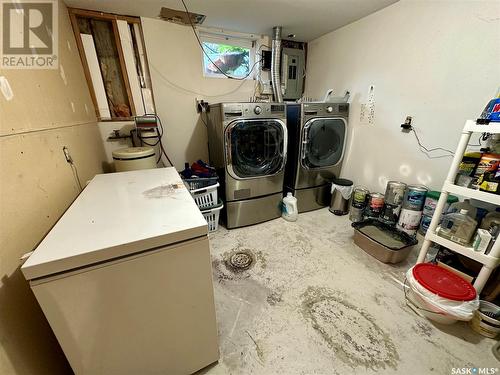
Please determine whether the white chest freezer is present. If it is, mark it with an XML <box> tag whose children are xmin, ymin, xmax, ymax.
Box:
<box><xmin>21</xmin><ymin>168</ymin><xmax>219</xmax><ymax>375</ymax></box>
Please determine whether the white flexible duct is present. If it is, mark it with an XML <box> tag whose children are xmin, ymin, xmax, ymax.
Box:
<box><xmin>271</xmin><ymin>26</ymin><xmax>283</xmax><ymax>103</ymax></box>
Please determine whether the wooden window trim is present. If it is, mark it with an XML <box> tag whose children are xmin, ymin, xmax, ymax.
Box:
<box><xmin>68</xmin><ymin>7</ymin><xmax>143</xmax><ymax>121</ymax></box>
<box><xmin>69</xmin><ymin>8</ymin><xmax>140</xmax><ymax>24</ymax></box>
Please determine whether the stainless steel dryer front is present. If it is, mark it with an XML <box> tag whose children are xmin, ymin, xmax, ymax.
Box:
<box><xmin>284</xmin><ymin>102</ymin><xmax>349</xmax><ymax>212</ymax></box>
<box><xmin>206</xmin><ymin>102</ymin><xmax>287</xmax><ymax>228</ymax></box>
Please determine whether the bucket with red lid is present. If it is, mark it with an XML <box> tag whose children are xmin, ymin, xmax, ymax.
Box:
<box><xmin>405</xmin><ymin>264</ymin><xmax>479</xmax><ymax>324</ymax></box>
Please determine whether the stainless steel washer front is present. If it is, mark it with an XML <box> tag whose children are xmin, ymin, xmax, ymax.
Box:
<box><xmin>284</xmin><ymin>102</ymin><xmax>349</xmax><ymax>212</ymax></box>
<box><xmin>207</xmin><ymin>103</ymin><xmax>287</xmax><ymax>227</ymax></box>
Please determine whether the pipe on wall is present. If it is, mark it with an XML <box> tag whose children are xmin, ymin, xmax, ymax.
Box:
<box><xmin>271</xmin><ymin>26</ymin><xmax>283</xmax><ymax>103</ymax></box>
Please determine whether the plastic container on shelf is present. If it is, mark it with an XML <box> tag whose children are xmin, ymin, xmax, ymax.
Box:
<box><xmin>480</xmin><ymin>210</ymin><xmax>500</xmax><ymax>230</ymax></box>
<box><xmin>448</xmin><ymin>200</ymin><xmax>478</xmax><ymax>219</ymax></box>
<box><xmin>405</xmin><ymin>264</ymin><xmax>479</xmax><ymax>324</ymax></box>
<box><xmin>282</xmin><ymin>193</ymin><xmax>298</xmax><ymax>222</ymax></box>
<box><xmin>438</xmin><ymin>209</ymin><xmax>477</xmax><ymax>245</ymax></box>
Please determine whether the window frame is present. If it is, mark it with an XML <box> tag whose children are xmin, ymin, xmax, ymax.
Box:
<box><xmin>199</xmin><ymin>33</ymin><xmax>256</xmax><ymax>80</ymax></box>
<box><xmin>68</xmin><ymin>8</ymin><xmax>155</xmax><ymax>121</ymax></box>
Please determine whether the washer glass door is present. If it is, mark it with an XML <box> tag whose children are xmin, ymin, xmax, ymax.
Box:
<box><xmin>302</xmin><ymin>117</ymin><xmax>346</xmax><ymax>169</ymax></box>
<box><xmin>226</xmin><ymin>119</ymin><xmax>287</xmax><ymax>179</ymax></box>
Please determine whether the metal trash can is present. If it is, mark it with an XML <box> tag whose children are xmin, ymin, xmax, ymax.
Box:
<box><xmin>329</xmin><ymin>178</ymin><xmax>354</xmax><ymax>215</ymax></box>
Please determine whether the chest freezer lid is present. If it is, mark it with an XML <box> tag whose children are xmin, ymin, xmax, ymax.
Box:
<box><xmin>21</xmin><ymin>168</ymin><xmax>208</xmax><ymax>280</ymax></box>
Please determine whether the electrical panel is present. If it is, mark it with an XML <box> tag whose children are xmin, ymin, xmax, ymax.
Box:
<box><xmin>282</xmin><ymin>47</ymin><xmax>305</xmax><ymax>100</ymax></box>
<box><xmin>261</xmin><ymin>50</ymin><xmax>272</xmax><ymax>71</ymax></box>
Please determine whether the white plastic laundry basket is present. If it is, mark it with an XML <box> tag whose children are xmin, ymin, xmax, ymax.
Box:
<box><xmin>190</xmin><ymin>182</ymin><xmax>219</xmax><ymax>209</ymax></box>
<box><xmin>201</xmin><ymin>201</ymin><xmax>223</xmax><ymax>232</ymax></box>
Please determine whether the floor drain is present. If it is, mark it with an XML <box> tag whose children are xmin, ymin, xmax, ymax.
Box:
<box><xmin>229</xmin><ymin>252</ymin><xmax>253</xmax><ymax>270</ymax></box>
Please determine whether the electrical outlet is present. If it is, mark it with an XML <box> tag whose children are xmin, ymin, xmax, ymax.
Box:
<box><xmin>196</xmin><ymin>99</ymin><xmax>209</xmax><ymax>113</ymax></box>
<box><xmin>401</xmin><ymin>116</ymin><xmax>413</xmax><ymax>132</ymax></box>
<box><xmin>63</xmin><ymin>146</ymin><xmax>73</xmax><ymax>163</ymax></box>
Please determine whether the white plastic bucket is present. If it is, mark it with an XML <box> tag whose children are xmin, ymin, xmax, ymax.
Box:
<box><xmin>405</xmin><ymin>266</ymin><xmax>478</xmax><ymax>324</ymax></box>
<box><xmin>407</xmin><ymin>288</ymin><xmax>459</xmax><ymax>325</ymax></box>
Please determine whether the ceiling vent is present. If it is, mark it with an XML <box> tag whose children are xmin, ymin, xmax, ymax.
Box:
<box><xmin>159</xmin><ymin>7</ymin><xmax>206</xmax><ymax>26</ymax></box>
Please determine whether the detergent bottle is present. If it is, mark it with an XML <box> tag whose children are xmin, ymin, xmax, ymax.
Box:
<box><xmin>282</xmin><ymin>193</ymin><xmax>298</xmax><ymax>222</ymax></box>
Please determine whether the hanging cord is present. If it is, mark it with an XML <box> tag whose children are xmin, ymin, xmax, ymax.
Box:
<box><xmin>63</xmin><ymin>146</ymin><xmax>83</xmax><ymax>192</ymax></box>
<box><xmin>411</xmin><ymin>127</ymin><xmax>455</xmax><ymax>159</ymax></box>
<box><xmin>199</xmin><ymin>110</ymin><xmax>209</xmax><ymax>127</ymax></box>
<box><xmin>468</xmin><ymin>132</ymin><xmax>488</xmax><ymax>147</ymax></box>
<box><xmin>135</xmin><ymin>114</ymin><xmax>174</xmax><ymax>167</ymax></box>
<box><xmin>180</xmin><ymin>0</ymin><xmax>258</xmax><ymax>81</ymax></box>
<box><xmin>71</xmin><ymin>163</ymin><xmax>83</xmax><ymax>191</ymax></box>
<box><xmin>150</xmin><ymin>63</ymin><xmax>250</xmax><ymax>97</ymax></box>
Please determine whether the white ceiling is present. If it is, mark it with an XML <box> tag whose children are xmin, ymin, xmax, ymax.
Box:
<box><xmin>64</xmin><ymin>0</ymin><xmax>399</xmax><ymax>42</ymax></box>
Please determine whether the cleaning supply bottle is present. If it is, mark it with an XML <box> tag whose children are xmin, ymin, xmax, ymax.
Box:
<box><xmin>282</xmin><ymin>193</ymin><xmax>298</xmax><ymax>222</ymax></box>
<box><xmin>449</xmin><ymin>199</ymin><xmax>478</xmax><ymax>220</ymax></box>
<box><xmin>438</xmin><ymin>209</ymin><xmax>477</xmax><ymax>245</ymax></box>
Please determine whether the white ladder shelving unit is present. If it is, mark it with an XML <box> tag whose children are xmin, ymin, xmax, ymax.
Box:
<box><xmin>417</xmin><ymin>120</ymin><xmax>500</xmax><ymax>293</ymax></box>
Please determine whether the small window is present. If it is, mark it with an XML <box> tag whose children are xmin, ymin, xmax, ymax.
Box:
<box><xmin>200</xmin><ymin>34</ymin><xmax>255</xmax><ymax>79</ymax></box>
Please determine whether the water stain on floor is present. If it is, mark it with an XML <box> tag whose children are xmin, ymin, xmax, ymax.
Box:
<box><xmin>301</xmin><ymin>286</ymin><xmax>400</xmax><ymax>370</ymax></box>
<box><xmin>412</xmin><ymin>320</ymin><xmax>434</xmax><ymax>338</ymax></box>
<box><xmin>267</xmin><ymin>291</ymin><xmax>283</xmax><ymax>306</ymax></box>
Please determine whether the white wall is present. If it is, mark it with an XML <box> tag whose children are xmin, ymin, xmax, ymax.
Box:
<box><xmin>305</xmin><ymin>0</ymin><xmax>500</xmax><ymax>192</ymax></box>
<box><xmin>0</xmin><ymin>1</ymin><xmax>106</xmax><ymax>373</ymax></box>
<box><xmin>141</xmin><ymin>18</ymin><xmax>270</xmax><ymax>169</ymax></box>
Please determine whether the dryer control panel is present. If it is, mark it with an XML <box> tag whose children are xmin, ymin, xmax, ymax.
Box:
<box><xmin>303</xmin><ymin>103</ymin><xmax>349</xmax><ymax>118</ymax></box>
<box><xmin>221</xmin><ymin>103</ymin><xmax>286</xmax><ymax>120</ymax></box>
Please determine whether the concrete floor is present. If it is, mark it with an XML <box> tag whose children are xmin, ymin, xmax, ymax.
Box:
<box><xmin>201</xmin><ymin>208</ymin><xmax>499</xmax><ymax>375</ymax></box>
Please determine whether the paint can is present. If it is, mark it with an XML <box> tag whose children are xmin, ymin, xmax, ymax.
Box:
<box><xmin>396</xmin><ymin>208</ymin><xmax>423</xmax><ymax>235</ymax></box>
<box><xmin>380</xmin><ymin>203</ymin><xmax>401</xmax><ymax>225</ymax></box>
<box><xmin>384</xmin><ymin>181</ymin><xmax>407</xmax><ymax>206</ymax></box>
<box><xmin>352</xmin><ymin>187</ymin><xmax>369</xmax><ymax>209</ymax></box>
<box><xmin>367</xmin><ymin>192</ymin><xmax>385</xmax><ymax>218</ymax></box>
<box><xmin>422</xmin><ymin>191</ymin><xmax>459</xmax><ymax>217</ymax></box>
<box><xmin>349</xmin><ymin>206</ymin><xmax>365</xmax><ymax>223</ymax></box>
<box><xmin>402</xmin><ymin>185</ymin><xmax>428</xmax><ymax>211</ymax></box>
<box><xmin>419</xmin><ymin>214</ymin><xmax>433</xmax><ymax>235</ymax></box>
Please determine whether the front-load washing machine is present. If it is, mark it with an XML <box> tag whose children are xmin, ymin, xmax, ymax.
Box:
<box><xmin>284</xmin><ymin>102</ymin><xmax>349</xmax><ymax>212</ymax></box>
<box><xmin>206</xmin><ymin>102</ymin><xmax>287</xmax><ymax>228</ymax></box>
